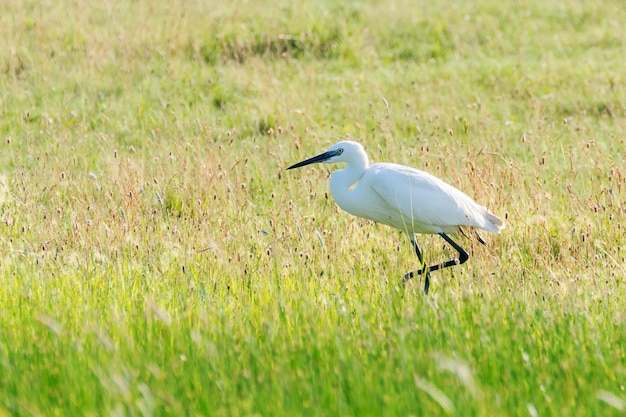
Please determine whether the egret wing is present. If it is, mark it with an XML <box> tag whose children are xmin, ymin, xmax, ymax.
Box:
<box><xmin>366</xmin><ymin>163</ymin><xmax>479</xmax><ymax>233</ymax></box>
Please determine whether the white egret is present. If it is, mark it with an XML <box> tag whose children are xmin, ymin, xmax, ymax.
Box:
<box><xmin>287</xmin><ymin>140</ymin><xmax>504</xmax><ymax>294</ymax></box>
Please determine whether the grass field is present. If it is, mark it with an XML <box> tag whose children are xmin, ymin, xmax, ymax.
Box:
<box><xmin>1</xmin><ymin>0</ymin><xmax>625</xmax><ymax>415</ymax></box>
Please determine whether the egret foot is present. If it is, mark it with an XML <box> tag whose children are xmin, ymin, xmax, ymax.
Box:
<box><xmin>405</xmin><ymin>237</ymin><xmax>431</xmax><ymax>294</ymax></box>
<box><xmin>403</xmin><ymin>269</ymin><xmax>431</xmax><ymax>294</ymax></box>
<box><xmin>405</xmin><ymin>233</ymin><xmax>469</xmax><ymax>295</ymax></box>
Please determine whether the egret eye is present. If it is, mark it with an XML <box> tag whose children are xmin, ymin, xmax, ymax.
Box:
<box><xmin>337</xmin><ymin>148</ymin><xmax>344</xmax><ymax>154</ymax></box>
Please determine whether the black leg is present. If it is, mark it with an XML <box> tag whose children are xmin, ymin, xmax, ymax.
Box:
<box><xmin>403</xmin><ymin>237</ymin><xmax>430</xmax><ymax>294</ymax></box>
<box><xmin>403</xmin><ymin>233</ymin><xmax>469</xmax><ymax>294</ymax></box>
<box><xmin>475</xmin><ymin>232</ymin><xmax>486</xmax><ymax>245</ymax></box>
<box><xmin>427</xmin><ymin>233</ymin><xmax>469</xmax><ymax>273</ymax></box>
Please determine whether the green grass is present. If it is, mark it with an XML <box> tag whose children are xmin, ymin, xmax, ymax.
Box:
<box><xmin>1</xmin><ymin>0</ymin><xmax>625</xmax><ymax>415</ymax></box>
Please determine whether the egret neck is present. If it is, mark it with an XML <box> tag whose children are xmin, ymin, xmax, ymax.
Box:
<box><xmin>329</xmin><ymin>147</ymin><xmax>369</xmax><ymax>214</ymax></box>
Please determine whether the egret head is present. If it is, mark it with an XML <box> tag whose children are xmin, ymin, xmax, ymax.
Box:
<box><xmin>287</xmin><ymin>141</ymin><xmax>367</xmax><ymax>170</ymax></box>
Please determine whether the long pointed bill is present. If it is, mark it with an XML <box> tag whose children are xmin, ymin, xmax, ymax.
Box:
<box><xmin>286</xmin><ymin>150</ymin><xmax>337</xmax><ymax>170</ymax></box>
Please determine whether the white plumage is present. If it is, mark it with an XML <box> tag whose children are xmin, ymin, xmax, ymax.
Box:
<box><xmin>287</xmin><ymin>140</ymin><xmax>504</xmax><ymax>293</ymax></box>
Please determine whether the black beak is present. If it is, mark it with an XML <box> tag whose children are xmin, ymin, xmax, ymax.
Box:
<box><xmin>286</xmin><ymin>150</ymin><xmax>337</xmax><ymax>170</ymax></box>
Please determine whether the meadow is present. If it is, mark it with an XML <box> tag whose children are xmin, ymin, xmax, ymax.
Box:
<box><xmin>0</xmin><ymin>0</ymin><xmax>625</xmax><ymax>415</ymax></box>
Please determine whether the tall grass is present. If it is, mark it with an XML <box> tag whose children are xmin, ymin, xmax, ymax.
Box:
<box><xmin>0</xmin><ymin>0</ymin><xmax>625</xmax><ymax>415</ymax></box>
